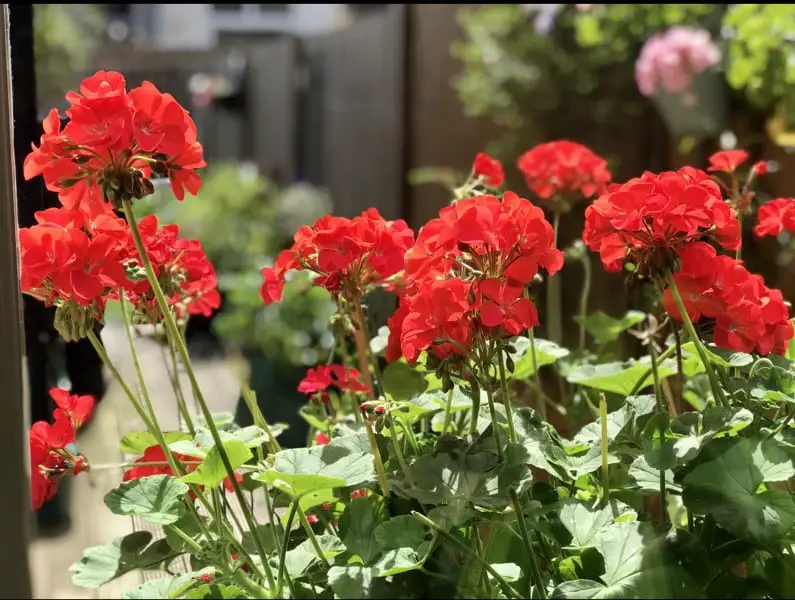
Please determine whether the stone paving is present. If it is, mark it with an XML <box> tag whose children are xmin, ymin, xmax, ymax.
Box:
<box><xmin>28</xmin><ymin>321</ymin><xmax>242</xmax><ymax>599</ymax></box>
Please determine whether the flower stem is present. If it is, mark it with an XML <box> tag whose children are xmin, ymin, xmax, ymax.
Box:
<box><xmin>442</xmin><ymin>387</ymin><xmax>455</xmax><ymax>435</ymax></box>
<box><xmin>364</xmin><ymin>416</ymin><xmax>391</xmax><ymax>496</ymax></box>
<box><xmin>483</xmin><ymin>375</ymin><xmax>504</xmax><ymax>462</ymax></box>
<box><xmin>599</xmin><ymin>393</ymin><xmax>610</xmax><ymax>505</ymax></box>
<box><xmin>647</xmin><ymin>341</ymin><xmax>667</xmax><ymax>526</ymax></box>
<box><xmin>664</xmin><ymin>272</ymin><xmax>726</xmax><ymax>406</ymax></box>
<box><xmin>509</xmin><ymin>489</ymin><xmax>548</xmax><ymax>599</ymax></box>
<box><xmin>412</xmin><ymin>512</ymin><xmax>522</xmax><ymax>600</ymax></box>
<box><xmin>578</xmin><ymin>249</ymin><xmax>592</xmax><ymax>351</ymax></box>
<box><xmin>529</xmin><ymin>327</ymin><xmax>547</xmax><ymax>420</ymax></box>
<box><xmin>546</xmin><ymin>211</ymin><xmax>563</xmax><ymax>345</ymax></box>
<box><xmin>276</xmin><ymin>500</ymin><xmax>300</xmax><ymax>597</ymax></box>
<box><xmin>497</xmin><ymin>348</ymin><xmax>518</xmax><ymax>444</ymax></box>
<box><xmin>164</xmin><ymin>332</ymin><xmax>196</xmax><ymax>434</ymax></box>
<box><xmin>297</xmin><ymin>505</ymin><xmax>330</xmax><ymax>565</ymax></box>
<box><xmin>121</xmin><ymin>199</ymin><xmax>274</xmax><ymax>589</ymax></box>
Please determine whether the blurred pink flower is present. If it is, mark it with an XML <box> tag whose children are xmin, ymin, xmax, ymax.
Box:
<box><xmin>635</xmin><ymin>26</ymin><xmax>721</xmax><ymax>98</ymax></box>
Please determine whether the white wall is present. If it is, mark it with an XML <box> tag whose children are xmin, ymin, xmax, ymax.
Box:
<box><xmin>151</xmin><ymin>4</ymin><xmax>218</xmax><ymax>50</ymax></box>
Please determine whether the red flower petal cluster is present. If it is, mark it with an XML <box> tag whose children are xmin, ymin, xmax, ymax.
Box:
<box><xmin>30</xmin><ymin>388</ymin><xmax>95</xmax><ymax>509</ymax></box>
<box><xmin>125</xmin><ymin>215</ymin><xmax>220</xmax><ymax>322</ymax></box>
<box><xmin>517</xmin><ymin>140</ymin><xmax>611</xmax><ymax>204</ymax></box>
<box><xmin>584</xmin><ymin>167</ymin><xmax>740</xmax><ymax>274</ymax></box>
<box><xmin>260</xmin><ymin>209</ymin><xmax>414</xmax><ymax>304</ymax></box>
<box><xmin>123</xmin><ymin>445</ymin><xmax>243</xmax><ymax>495</ymax></box>
<box><xmin>472</xmin><ymin>153</ymin><xmax>505</xmax><ymax>187</ymax></box>
<box><xmin>389</xmin><ymin>192</ymin><xmax>562</xmax><ymax>364</ymax></box>
<box><xmin>298</xmin><ymin>365</ymin><xmax>371</xmax><ymax>397</ymax></box>
<box><xmin>754</xmin><ymin>198</ymin><xmax>795</xmax><ymax>238</ymax></box>
<box><xmin>663</xmin><ymin>242</ymin><xmax>793</xmax><ymax>356</ymax></box>
<box><xmin>315</xmin><ymin>432</ymin><xmax>331</xmax><ymax>446</ymax></box>
<box><xmin>24</xmin><ymin>71</ymin><xmax>205</xmax><ymax>216</ymax></box>
<box><xmin>707</xmin><ymin>149</ymin><xmax>749</xmax><ymax>174</ymax></box>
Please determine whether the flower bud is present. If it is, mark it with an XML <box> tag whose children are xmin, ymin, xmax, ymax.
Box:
<box><xmin>54</xmin><ymin>303</ymin><xmax>96</xmax><ymax>342</ymax></box>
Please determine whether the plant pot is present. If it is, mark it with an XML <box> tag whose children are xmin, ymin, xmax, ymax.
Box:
<box><xmin>652</xmin><ymin>69</ymin><xmax>728</xmax><ymax>140</ymax></box>
<box><xmin>233</xmin><ymin>347</ymin><xmax>309</xmax><ymax>449</ymax></box>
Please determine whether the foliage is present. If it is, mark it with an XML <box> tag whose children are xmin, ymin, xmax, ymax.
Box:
<box><xmin>724</xmin><ymin>5</ymin><xmax>795</xmax><ymax>115</ymax></box>
<box><xmin>33</xmin><ymin>4</ymin><xmax>106</xmax><ymax>110</ymax></box>
<box><xmin>21</xmin><ymin>71</ymin><xmax>795</xmax><ymax>600</ymax></box>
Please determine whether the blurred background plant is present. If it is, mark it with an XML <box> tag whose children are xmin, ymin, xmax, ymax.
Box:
<box><xmin>33</xmin><ymin>4</ymin><xmax>105</xmax><ymax>112</ymax></box>
<box><xmin>136</xmin><ymin>165</ymin><xmax>335</xmax><ymax>447</ymax></box>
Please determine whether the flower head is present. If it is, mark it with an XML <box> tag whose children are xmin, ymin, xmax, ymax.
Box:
<box><xmin>754</xmin><ymin>198</ymin><xmax>795</xmax><ymax>238</ymax></box>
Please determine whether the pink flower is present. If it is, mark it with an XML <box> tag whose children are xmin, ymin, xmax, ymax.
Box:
<box><xmin>635</xmin><ymin>27</ymin><xmax>721</xmax><ymax>98</ymax></box>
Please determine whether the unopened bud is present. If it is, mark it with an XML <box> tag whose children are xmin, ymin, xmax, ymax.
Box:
<box><xmin>54</xmin><ymin>303</ymin><xmax>96</xmax><ymax>342</ymax></box>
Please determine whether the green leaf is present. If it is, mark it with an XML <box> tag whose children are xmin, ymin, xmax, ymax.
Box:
<box><xmin>668</xmin><ymin>408</ymin><xmax>754</xmax><ymax>466</ymax></box>
<box><xmin>558</xmin><ymin>500</ymin><xmax>637</xmax><ymax>549</ymax></box>
<box><xmin>575</xmin><ymin>310</ymin><xmax>647</xmax><ymax>344</ymax></box>
<box><xmin>120</xmin><ymin>431</ymin><xmax>191</xmax><ymax>455</ymax></box>
<box><xmin>489</xmin><ymin>562</ymin><xmax>523</xmax><ymax>582</ymax></box>
<box><xmin>574</xmin><ymin>395</ymin><xmax>656</xmax><ymax>448</ymax></box>
<box><xmin>181</xmin><ymin>440</ymin><xmax>252</xmax><ymax>489</ymax></box>
<box><xmin>680</xmin><ymin>342</ymin><xmax>754</xmax><ymax>376</ymax></box>
<box><xmin>240</xmin><ymin>524</ymin><xmax>283</xmax><ymax>556</ymax></box>
<box><xmin>328</xmin><ymin>565</ymin><xmax>375</xmax><ymax>599</ymax></box>
<box><xmin>70</xmin><ymin>532</ymin><xmax>177</xmax><ymax>588</ymax></box>
<box><xmin>375</xmin><ymin>515</ymin><xmax>427</xmax><ymax>551</ymax></box>
<box><xmin>511</xmin><ymin>336</ymin><xmax>570</xmax><ymax>379</ymax></box>
<box><xmin>567</xmin><ymin>358</ymin><xmax>677</xmax><ymax>396</ymax></box>
<box><xmin>339</xmin><ymin>496</ymin><xmax>388</xmax><ymax>563</ymax></box>
<box><xmin>285</xmin><ymin>535</ymin><xmax>346</xmax><ymax>578</ymax></box>
<box><xmin>254</xmin><ymin>443</ymin><xmax>375</xmax><ymax>498</ymax></box>
<box><xmin>382</xmin><ymin>361</ymin><xmax>428</xmax><ymax>401</ymax></box>
<box><xmin>628</xmin><ymin>455</ymin><xmax>680</xmax><ymax>494</ymax></box>
<box><xmin>551</xmin><ymin>522</ymin><xmax>676</xmax><ymax>599</ymax></box>
<box><xmin>123</xmin><ymin>573</ymin><xmax>198</xmax><ymax>599</ymax></box>
<box><xmin>374</xmin><ymin>546</ymin><xmax>425</xmax><ymax>577</ymax></box>
<box><xmin>184</xmin><ymin>583</ymin><xmax>246</xmax><ymax>599</ymax></box>
<box><xmin>104</xmin><ymin>475</ymin><xmax>188</xmax><ymax>525</ymax></box>
<box><xmin>682</xmin><ymin>438</ymin><xmax>795</xmax><ymax>542</ymax></box>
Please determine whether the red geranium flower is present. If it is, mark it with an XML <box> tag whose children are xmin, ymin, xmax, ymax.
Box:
<box><xmin>584</xmin><ymin>167</ymin><xmax>739</xmax><ymax>275</ymax></box>
<box><xmin>472</xmin><ymin>152</ymin><xmax>504</xmax><ymax>187</ymax></box>
<box><xmin>517</xmin><ymin>140</ymin><xmax>611</xmax><ymax>204</ymax></box>
<box><xmin>754</xmin><ymin>198</ymin><xmax>795</xmax><ymax>238</ymax></box>
<box><xmin>707</xmin><ymin>149</ymin><xmax>749</xmax><ymax>174</ymax></box>
<box><xmin>298</xmin><ymin>365</ymin><xmax>371</xmax><ymax>396</ymax></box>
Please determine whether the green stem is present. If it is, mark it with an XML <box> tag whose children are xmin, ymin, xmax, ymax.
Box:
<box><xmin>599</xmin><ymin>393</ymin><xmax>610</xmax><ymax>505</ymax></box>
<box><xmin>647</xmin><ymin>340</ymin><xmax>667</xmax><ymax>527</ymax></box>
<box><xmin>578</xmin><ymin>249</ymin><xmax>592</xmax><ymax>351</ymax></box>
<box><xmin>412</xmin><ymin>512</ymin><xmax>521</xmax><ymax>599</ymax></box>
<box><xmin>166</xmin><ymin>524</ymin><xmax>203</xmax><ymax>553</ymax></box>
<box><xmin>628</xmin><ymin>344</ymin><xmax>677</xmax><ymax>397</ymax></box>
<box><xmin>664</xmin><ymin>272</ymin><xmax>726</xmax><ymax>407</ymax></box>
<box><xmin>546</xmin><ymin>211</ymin><xmax>563</xmax><ymax>345</ymax></box>
<box><xmin>364</xmin><ymin>417</ymin><xmax>390</xmax><ymax>496</ymax></box>
<box><xmin>164</xmin><ymin>333</ymin><xmax>196</xmax><ymax>434</ymax></box>
<box><xmin>276</xmin><ymin>500</ymin><xmax>300</xmax><ymax>596</ymax></box>
<box><xmin>121</xmin><ymin>199</ymin><xmax>275</xmax><ymax>590</ymax></box>
<box><xmin>484</xmin><ymin>375</ymin><xmax>504</xmax><ymax>462</ymax></box>
<box><xmin>497</xmin><ymin>348</ymin><xmax>518</xmax><ymax>444</ymax></box>
<box><xmin>529</xmin><ymin>327</ymin><xmax>547</xmax><ymax>420</ymax></box>
<box><xmin>509</xmin><ymin>489</ymin><xmax>548</xmax><ymax>599</ymax></box>
<box><xmin>297</xmin><ymin>505</ymin><xmax>329</xmax><ymax>565</ymax></box>
<box><xmin>442</xmin><ymin>387</ymin><xmax>455</xmax><ymax>435</ymax></box>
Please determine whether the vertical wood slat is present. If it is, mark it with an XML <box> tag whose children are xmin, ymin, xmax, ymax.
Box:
<box><xmin>0</xmin><ymin>3</ymin><xmax>33</xmax><ymax>598</ymax></box>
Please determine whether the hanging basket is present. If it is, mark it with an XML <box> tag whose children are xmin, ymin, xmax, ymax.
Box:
<box><xmin>651</xmin><ymin>69</ymin><xmax>728</xmax><ymax>141</ymax></box>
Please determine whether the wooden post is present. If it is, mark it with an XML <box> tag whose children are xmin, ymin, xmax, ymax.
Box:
<box><xmin>0</xmin><ymin>4</ymin><xmax>33</xmax><ymax>598</ymax></box>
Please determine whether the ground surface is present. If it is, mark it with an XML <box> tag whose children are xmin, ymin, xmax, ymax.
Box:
<box><xmin>28</xmin><ymin>322</ymin><xmax>242</xmax><ymax>599</ymax></box>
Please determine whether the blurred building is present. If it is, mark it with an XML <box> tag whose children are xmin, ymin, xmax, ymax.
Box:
<box><xmin>103</xmin><ymin>4</ymin><xmax>365</xmax><ymax>49</ymax></box>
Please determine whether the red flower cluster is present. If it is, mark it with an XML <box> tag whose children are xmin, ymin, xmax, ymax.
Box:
<box><xmin>30</xmin><ymin>388</ymin><xmax>95</xmax><ymax>509</ymax></box>
<box><xmin>584</xmin><ymin>167</ymin><xmax>739</xmax><ymax>275</ymax></box>
<box><xmin>707</xmin><ymin>149</ymin><xmax>767</xmax><ymax>177</ymax></box>
<box><xmin>123</xmin><ymin>445</ymin><xmax>243</xmax><ymax>495</ymax></box>
<box><xmin>517</xmin><ymin>140</ymin><xmax>611</xmax><ymax>205</ymax></box>
<box><xmin>663</xmin><ymin>242</ymin><xmax>793</xmax><ymax>356</ymax></box>
<box><xmin>472</xmin><ymin>153</ymin><xmax>505</xmax><ymax>187</ymax></box>
<box><xmin>298</xmin><ymin>365</ymin><xmax>371</xmax><ymax>401</ymax></box>
<box><xmin>388</xmin><ymin>192</ymin><xmax>562</xmax><ymax>364</ymax></box>
<box><xmin>25</xmin><ymin>71</ymin><xmax>205</xmax><ymax>214</ymax></box>
<box><xmin>260</xmin><ymin>209</ymin><xmax>414</xmax><ymax>305</ymax></box>
<box><xmin>19</xmin><ymin>206</ymin><xmax>219</xmax><ymax>332</ymax></box>
<box><xmin>754</xmin><ymin>198</ymin><xmax>795</xmax><ymax>238</ymax></box>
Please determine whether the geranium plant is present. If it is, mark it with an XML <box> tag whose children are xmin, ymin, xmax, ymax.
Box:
<box><xmin>23</xmin><ymin>71</ymin><xmax>795</xmax><ymax>600</ymax></box>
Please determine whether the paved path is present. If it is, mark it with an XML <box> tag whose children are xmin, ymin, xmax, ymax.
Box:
<box><xmin>28</xmin><ymin>321</ymin><xmax>242</xmax><ymax>599</ymax></box>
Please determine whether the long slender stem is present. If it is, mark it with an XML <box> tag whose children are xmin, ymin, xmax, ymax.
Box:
<box><xmin>165</xmin><ymin>333</ymin><xmax>196</xmax><ymax>434</ymax></box>
<box><xmin>364</xmin><ymin>417</ymin><xmax>390</xmax><ymax>496</ymax></box>
<box><xmin>412</xmin><ymin>512</ymin><xmax>521</xmax><ymax>600</ymax></box>
<box><xmin>121</xmin><ymin>200</ymin><xmax>274</xmax><ymax>589</ymax></box>
<box><xmin>664</xmin><ymin>272</ymin><xmax>726</xmax><ymax>406</ymax></box>
<box><xmin>509</xmin><ymin>489</ymin><xmax>547</xmax><ymax>599</ymax></box>
<box><xmin>497</xmin><ymin>348</ymin><xmax>518</xmax><ymax>444</ymax></box>
<box><xmin>297</xmin><ymin>505</ymin><xmax>329</xmax><ymax>565</ymax></box>
<box><xmin>647</xmin><ymin>340</ymin><xmax>667</xmax><ymax>527</ymax></box>
<box><xmin>578</xmin><ymin>249</ymin><xmax>592</xmax><ymax>351</ymax></box>
<box><xmin>442</xmin><ymin>387</ymin><xmax>455</xmax><ymax>435</ymax></box>
<box><xmin>483</xmin><ymin>374</ymin><xmax>504</xmax><ymax>462</ymax></box>
<box><xmin>546</xmin><ymin>211</ymin><xmax>563</xmax><ymax>345</ymax></box>
<box><xmin>529</xmin><ymin>327</ymin><xmax>547</xmax><ymax>420</ymax></box>
<box><xmin>599</xmin><ymin>393</ymin><xmax>610</xmax><ymax>505</ymax></box>
<box><xmin>276</xmin><ymin>500</ymin><xmax>300</xmax><ymax>596</ymax></box>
